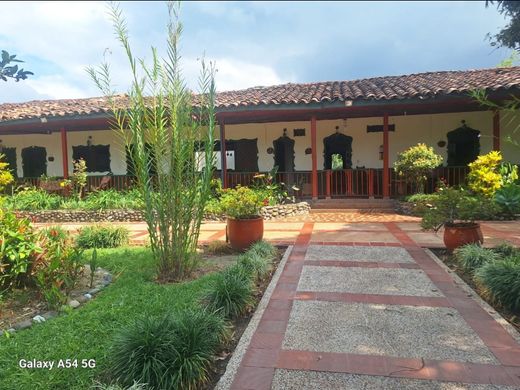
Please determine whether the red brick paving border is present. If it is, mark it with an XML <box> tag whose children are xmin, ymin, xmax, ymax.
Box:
<box><xmin>385</xmin><ymin>222</ymin><xmax>520</xmax><ymax>367</ymax></box>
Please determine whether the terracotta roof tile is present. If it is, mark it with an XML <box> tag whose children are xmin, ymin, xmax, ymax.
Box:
<box><xmin>2</xmin><ymin>67</ymin><xmax>520</xmax><ymax>123</ymax></box>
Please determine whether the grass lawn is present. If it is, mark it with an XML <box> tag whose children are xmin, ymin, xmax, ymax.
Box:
<box><xmin>0</xmin><ymin>247</ymin><xmax>221</xmax><ymax>390</ymax></box>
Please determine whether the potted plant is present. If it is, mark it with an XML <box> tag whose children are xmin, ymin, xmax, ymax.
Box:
<box><xmin>421</xmin><ymin>185</ymin><xmax>498</xmax><ymax>250</ymax></box>
<box><xmin>219</xmin><ymin>186</ymin><xmax>264</xmax><ymax>251</ymax></box>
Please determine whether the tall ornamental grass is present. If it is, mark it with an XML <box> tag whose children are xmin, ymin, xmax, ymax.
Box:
<box><xmin>88</xmin><ymin>2</ymin><xmax>216</xmax><ymax>281</ymax></box>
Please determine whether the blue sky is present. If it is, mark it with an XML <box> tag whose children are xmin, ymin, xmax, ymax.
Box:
<box><xmin>0</xmin><ymin>1</ymin><xmax>512</xmax><ymax>103</ymax></box>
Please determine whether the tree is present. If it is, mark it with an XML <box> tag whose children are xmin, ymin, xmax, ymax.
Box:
<box><xmin>88</xmin><ymin>2</ymin><xmax>216</xmax><ymax>281</ymax></box>
<box><xmin>486</xmin><ymin>1</ymin><xmax>520</xmax><ymax>51</ymax></box>
<box><xmin>394</xmin><ymin>143</ymin><xmax>443</xmax><ymax>194</ymax></box>
<box><xmin>0</xmin><ymin>50</ymin><xmax>33</xmax><ymax>82</ymax></box>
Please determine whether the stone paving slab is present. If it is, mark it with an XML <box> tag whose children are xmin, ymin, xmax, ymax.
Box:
<box><xmin>313</xmin><ymin>223</ymin><xmax>389</xmax><ymax>231</ymax></box>
<box><xmin>305</xmin><ymin>245</ymin><xmax>415</xmax><ymax>262</ymax></box>
<box><xmin>271</xmin><ymin>369</ymin><xmax>516</xmax><ymax>390</ymax></box>
<box><xmin>298</xmin><ymin>266</ymin><xmax>443</xmax><ymax>297</ymax></box>
<box><xmin>283</xmin><ymin>301</ymin><xmax>498</xmax><ymax>364</ymax></box>
<box><xmin>310</xmin><ymin>231</ymin><xmax>399</xmax><ymax>243</ymax></box>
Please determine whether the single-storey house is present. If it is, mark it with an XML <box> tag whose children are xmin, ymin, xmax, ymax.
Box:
<box><xmin>1</xmin><ymin>66</ymin><xmax>519</xmax><ymax>199</ymax></box>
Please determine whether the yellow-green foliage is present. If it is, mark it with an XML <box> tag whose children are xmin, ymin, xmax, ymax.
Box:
<box><xmin>467</xmin><ymin>151</ymin><xmax>503</xmax><ymax>197</ymax></box>
<box><xmin>394</xmin><ymin>143</ymin><xmax>443</xmax><ymax>193</ymax></box>
<box><xmin>0</xmin><ymin>153</ymin><xmax>14</xmax><ymax>192</ymax></box>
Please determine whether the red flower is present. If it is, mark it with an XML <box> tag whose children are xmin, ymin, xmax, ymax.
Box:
<box><xmin>263</xmin><ymin>198</ymin><xmax>269</xmax><ymax>206</ymax></box>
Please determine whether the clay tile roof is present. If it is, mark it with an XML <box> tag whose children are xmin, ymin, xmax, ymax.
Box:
<box><xmin>2</xmin><ymin>67</ymin><xmax>520</xmax><ymax>123</ymax></box>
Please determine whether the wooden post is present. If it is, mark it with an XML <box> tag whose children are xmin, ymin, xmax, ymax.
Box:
<box><xmin>311</xmin><ymin>115</ymin><xmax>318</xmax><ymax>200</ymax></box>
<box><xmin>493</xmin><ymin>111</ymin><xmax>500</xmax><ymax>151</ymax></box>
<box><xmin>383</xmin><ymin>113</ymin><xmax>390</xmax><ymax>198</ymax></box>
<box><xmin>60</xmin><ymin>127</ymin><xmax>69</xmax><ymax>179</ymax></box>
<box><xmin>368</xmin><ymin>169</ymin><xmax>374</xmax><ymax>198</ymax></box>
<box><xmin>219</xmin><ymin>121</ymin><xmax>228</xmax><ymax>189</ymax></box>
<box><xmin>326</xmin><ymin>170</ymin><xmax>331</xmax><ymax>199</ymax></box>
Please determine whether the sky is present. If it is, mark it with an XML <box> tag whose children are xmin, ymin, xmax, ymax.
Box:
<box><xmin>0</xmin><ymin>1</ymin><xmax>513</xmax><ymax>104</ymax></box>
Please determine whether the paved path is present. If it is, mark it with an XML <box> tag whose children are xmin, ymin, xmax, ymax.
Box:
<box><xmin>222</xmin><ymin>222</ymin><xmax>520</xmax><ymax>389</ymax></box>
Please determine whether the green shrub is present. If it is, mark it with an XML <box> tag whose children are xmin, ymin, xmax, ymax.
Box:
<box><xmin>202</xmin><ymin>264</ymin><xmax>254</xmax><ymax>319</ymax></box>
<box><xmin>8</xmin><ymin>188</ymin><xmax>62</xmax><ymax>210</ymax></box>
<box><xmin>75</xmin><ymin>225</ymin><xmax>129</xmax><ymax>249</ymax></box>
<box><xmin>0</xmin><ymin>211</ymin><xmax>40</xmax><ymax>295</ymax></box>
<box><xmin>219</xmin><ymin>186</ymin><xmax>264</xmax><ymax>219</ymax></box>
<box><xmin>495</xmin><ymin>183</ymin><xmax>520</xmax><ymax>217</ymax></box>
<box><xmin>110</xmin><ymin>310</ymin><xmax>230</xmax><ymax>389</ymax></box>
<box><xmin>40</xmin><ymin>225</ymin><xmax>69</xmax><ymax>243</ymax></box>
<box><xmin>237</xmin><ymin>252</ymin><xmax>271</xmax><ymax>282</ymax></box>
<box><xmin>83</xmin><ymin>189</ymin><xmax>143</xmax><ymax>210</ymax></box>
<box><xmin>454</xmin><ymin>243</ymin><xmax>499</xmax><ymax>274</ymax></box>
<box><xmin>404</xmin><ymin>193</ymin><xmax>439</xmax><ymax>216</ymax></box>
<box><xmin>393</xmin><ymin>143</ymin><xmax>443</xmax><ymax>193</ymax></box>
<box><xmin>204</xmin><ymin>197</ymin><xmax>223</xmax><ymax>216</ymax></box>
<box><xmin>33</xmin><ymin>235</ymin><xmax>84</xmax><ymax>308</ymax></box>
<box><xmin>248</xmin><ymin>241</ymin><xmax>277</xmax><ymax>259</ymax></box>
<box><xmin>475</xmin><ymin>256</ymin><xmax>520</xmax><ymax>312</ymax></box>
<box><xmin>494</xmin><ymin>242</ymin><xmax>520</xmax><ymax>257</ymax></box>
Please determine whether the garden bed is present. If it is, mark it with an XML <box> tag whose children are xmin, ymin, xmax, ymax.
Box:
<box><xmin>430</xmin><ymin>247</ymin><xmax>520</xmax><ymax>332</ymax></box>
<box><xmin>0</xmin><ymin>244</ymin><xmax>285</xmax><ymax>389</ymax></box>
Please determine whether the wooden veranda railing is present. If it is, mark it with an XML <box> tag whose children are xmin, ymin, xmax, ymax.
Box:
<box><xmin>14</xmin><ymin>166</ymin><xmax>470</xmax><ymax>198</ymax></box>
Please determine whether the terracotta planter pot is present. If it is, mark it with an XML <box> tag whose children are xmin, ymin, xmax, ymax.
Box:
<box><xmin>227</xmin><ymin>216</ymin><xmax>264</xmax><ymax>251</ymax></box>
<box><xmin>443</xmin><ymin>223</ymin><xmax>483</xmax><ymax>251</ymax></box>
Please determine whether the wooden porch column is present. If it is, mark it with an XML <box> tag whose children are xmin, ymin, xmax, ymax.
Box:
<box><xmin>219</xmin><ymin>121</ymin><xmax>228</xmax><ymax>189</ymax></box>
<box><xmin>493</xmin><ymin>111</ymin><xmax>500</xmax><ymax>151</ymax></box>
<box><xmin>60</xmin><ymin>127</ymin><xmax>69</xmax><ymax>179</ymax></box>
<box><xmin>382</xmin><ymin>113</ymin><xmax>390</xmax><ymax>198</ymax></box>
<box><xmin>311</xmin><ymin>115</ymin><xmax>318</xmax><ymax>200</ymax></box>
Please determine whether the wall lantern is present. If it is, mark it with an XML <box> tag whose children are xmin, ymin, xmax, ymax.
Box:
<box><xmin>379</xmin><ymin>145</ymin><xmax>384</xmax><ymax>160</ymax></box>
<box><xmin>305</xmin><ymin>147</ymin><xmax>312</xmax><ymax>155</ymax></box>
<box><xmin>86</xmin><ymin>136</ymin><xmax>93</xmax><ymax>147</ymax></box>
<box><xmin>0</xmin><ymin>139</ymin><xmax>3</xmax><ymax>151</ymax></box>
<box><xmin>283</xmin><ymin>128</ymin><xmax>288</xmax><ymax>137</ymax></box>
<box><xmin>266</xmin><ymin>147</ymin><xmax>274</xmax><ymax>154</ymax></box>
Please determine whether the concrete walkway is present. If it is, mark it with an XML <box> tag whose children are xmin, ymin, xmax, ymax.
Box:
<box><xmin>220</xmin><ymin>222</ymin><xmax>520</xmax><ymax>389</ymax></box>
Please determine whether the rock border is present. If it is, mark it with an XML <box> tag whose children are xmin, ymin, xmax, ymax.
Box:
<box><xmin>15</xmin><ymin>202</ymin><xmax>311</xmax><ymax>223</ymax></box>
<box><xmin>2</xmin><ymin>267</ymin><xmax>113</xmax><ymax>336</ymax></box>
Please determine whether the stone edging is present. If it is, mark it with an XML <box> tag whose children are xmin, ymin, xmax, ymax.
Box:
<box><xmin>215</xmin><ymin>245</ymin><xmax>293</xmax><ymax>390</ymax></box>
<box><xmin>16</xmin><ymin>202</ymin><xmax>311</xmax><ymax>223</ymax></box>
<box><xmin>2</xmin><ymin>267</ymin><xmax>113</xmax><ymax>336</ymax></box>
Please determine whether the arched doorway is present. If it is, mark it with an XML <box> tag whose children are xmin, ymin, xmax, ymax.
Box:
<box><xmin>447</xmin><ymin>121</ymin><xmax>480</xmax><ymax>166</ymax></box>
<box><xmin>323</xmin><ymin>133</ymin><xmax>352</xmax><ymax>169</ymax></box>
<box><xmin>323</xmin><ymin>133</ymin><xmax>353</xmax><ymax>197</ymax></box>
<box><xmin>273</xmin><ymin>135</ymin><xmax>295</xmax><ymax>172</ymax></box>
<box><xmin>273</xmin><ymin>135</ymin><xmax>295</xmax><ymax>190</ymax></box>
<box><xmin>21</xmin><ymin>146</ymin><xmax>47</xmax><ymax>177</ymax></box>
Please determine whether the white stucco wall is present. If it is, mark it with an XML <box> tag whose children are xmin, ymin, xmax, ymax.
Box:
<box><xmin>1</xmin><ymin>110</ymin><xmax>518</xmax><ymax>177</ymax></box>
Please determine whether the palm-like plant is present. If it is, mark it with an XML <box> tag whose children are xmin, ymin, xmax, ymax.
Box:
<box><xmin>88</xmin><ymin>2</ymin><xmax>216</xmax><ymax>281</ymax></box>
